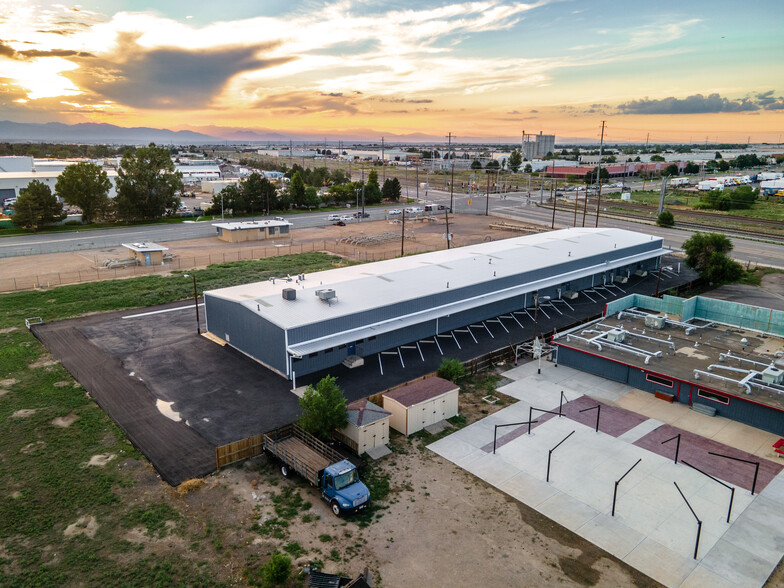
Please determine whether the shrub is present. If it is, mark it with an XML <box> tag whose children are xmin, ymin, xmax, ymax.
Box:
<box><xmin>260</xmin><ymin>553</ymin><xmax>291</xmax><ymax>586</ymax></box>
<box><xmin>656</xmin><ymin>210</ymin><xmax>674</xmax><ymax>227</ymax></box>
<box><xmin>437</xmin><ymin>358</ymin><xmax>466</xmax><ymax>383</ymax></box>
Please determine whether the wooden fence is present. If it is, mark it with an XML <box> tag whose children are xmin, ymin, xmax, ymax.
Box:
<box><xmin>215</xmin><ymin>433</ymin><xmax>264</xmax><ymax>469</ymax></box>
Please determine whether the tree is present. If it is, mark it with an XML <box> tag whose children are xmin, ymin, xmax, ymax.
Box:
<box><xmin>718</xmin><ymin>160</ymin><xmax>730</xmax><ymax>171</ymax></box>
<box><xmin>485</xmin><ymin>159</ymin><xmax>500</xmax><ymax>170</ymax></box>
<box><xmin>650</xmin><ymin>154</ymin><xmax>666</xmax><ymax>162</ymax></box>
<box><xmin>303</xmin><ymin>186</ymin><xmax>320</xmax><ymax>209</ymax></box>
<box><xmin>11</xmin><ymin>180</ymin><xmax>66</xmax><ymax>230</ymax></box>
<box><xmin>289</xmin><ymin>171</ymin><xmax>306</xmax><ymax>208</ymax></box>
<box><xmin>524</xmin><ymin>163</ymin><xmax>533</xmax><ymax>173</ymax></box>
<box><xmin>382</xmin><ymin>177</ymin><xmax>402</xmax><ymax>201</ymax></box>
<box><xmin>115</xmin><ymin>144</ymin><xmax>183</xmax><ymax>221</ymax></box>
<box><xmin>437</xmin><ymin>358</ymin><xmax>466</xmax><ymax>383</ymax></box>
<box><xmin>508</xmin><ymin>149</ymin><xmax>523</xmax><ymax>173</ymax></box>
<box><xmin>470</xmin><ymin>160</ymin><xmax>482</xmax><ymax>170</ymax></box>
<box><xmin>682</xmin><ymin>232</ymin><xmax>743</xmax><ymax>284</ymax></box>
<box><xmin>330</xmin><ymin>169</ymin><xmax>351</xmax><ymax>185</ymax></box>
<box><xmin>656</xmin><ymin>210</ymin><xmax>675</xmax><ymax>227</ymax></box>
<box><xmin>298</xmin><ymin>375</ymin><xmax>348</xmax><ymax>441</ymax></box>
<box><xmin>684</xmin><ymin>161</ymin><xmax>700</xmax><ymax>174</ymax></box>
<box><xmin>728</xmin><ymin>185</ymin><xmax>758</xmax><ymax>209</ymax></box>
<box><xmin>714</xmin><ymin>151</ymin><xmax>722</xmax><ymax>159</ymax></box>
<box><xmin>55</xmin><ymin>162</ymin><xmax>112</xmax><ymax>224</ymax></box>
<box><xmin>584</xmin><ymin>167</ymin><xmax>609</xmax><ymax>184</ymax></box>
<box><xmin>663</xmin><ymin>164</ymin><xmax>680</xmax><ymax>176</ymax></box>
<box><xmin>364</xmin><ymin>169</ymin><xmax>382</xmax><ymax>204</ymax></box>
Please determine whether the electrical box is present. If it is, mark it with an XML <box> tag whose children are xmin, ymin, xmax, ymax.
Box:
<box><xmin>316</xmin><ymin>289</ymin><xmax>336</xmax><ymax>301</ymax></box>
<box><xmin>282</xmin><ymin>288</ymin><xmax>296</xmax><ymax>301</ymax></box>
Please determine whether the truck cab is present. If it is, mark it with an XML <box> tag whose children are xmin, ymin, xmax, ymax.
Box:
<box><xmin>320</xmin><ymin>460</ymin><xmax>370</xmax><ymax>516</ymax></box>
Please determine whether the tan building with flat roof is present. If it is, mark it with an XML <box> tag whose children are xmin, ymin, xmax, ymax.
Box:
<box><xmin>122</xmin><ymin>242</ymin><xmax>168</xmax><ymax>266</ymax></box>
<box><xmin>213</xmin><ymin>220</ymin><xmax>292</xmax><ymax>243</ymax></box>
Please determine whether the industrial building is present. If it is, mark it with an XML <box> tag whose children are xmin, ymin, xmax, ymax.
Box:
<box><xmin>553</xmin><ymin>293</ymin><xmax>784</xmax><ymax>436</ymax></box>
<box><xmin>522</xmin><ymin>131</ymin><xmax>556</xmax><ymax>159</ymax></box>
<box><xmin>203</xmin><ymin>227</ymin><xmax>667</xmax><ymax>381</ymax></box>
<box><xmin>0</xmin><ymin>169</ymin><xmax>118</xmax><ymax>201</ymax></box>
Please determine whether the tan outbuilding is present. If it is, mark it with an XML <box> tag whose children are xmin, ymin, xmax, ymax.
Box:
<box><xmin>382</xmin><ymin>377</ymin><xmax>459</xmax><ymax>436</ymax></box>
<box><xmin>122</xmin><ymin>242</ymin><xmax>168</xmax><ymax>266</ymax></box>
<box><xmin>337</xmin><ymin>399</ymin><xmax>391</xmax><ymax>455</ymax></box>
<box><xmin>213</xmin><ymin>220</ymin><xmax>292</xmax><ymax>243</ymax></box>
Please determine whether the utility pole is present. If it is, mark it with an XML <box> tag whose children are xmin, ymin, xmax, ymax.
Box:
<box><xmin>573</xmin><ymin>186</ymin><xmax>579</xmax><ymax>227</ymax></box>
<box><xmin>551</xmin><ymin>179</ymin><xmax>557</xmax><ymax>229</ymax></box>
<box><xmin>594</xmin><ymin>120</ymin><xmax>606</xmax><ymax>227</ymax></box>
<box><xmin>445</xmin><ymin>209</ymin><xmax>451</xmax><ymax>249</ymax></box>
<box><xmin>400</xmin><ymin>209</ymin><xmax>406</xmax><ymax>256</ymax></box>
<box><xmin>381</xmin><ymin>137</ymin><xmax>385</xmax><ymax>183</ymax></box>
<box><xmin>645</xmin><ymin>133</ymin><xmax>649</xmax><ymax>151</ymax></box>
<box><xmin>582</xmin><ymin>180</ymin><xmax>589</xmax><ymax>227</ymax></box>
<box><xmin>485</xmin><ymin>172</ymin><xmax>491</xmax><ymax>215</ymax></box>
<box><xmin>415</xmin><ymin>164</ymin><xmax>419</xmax><ymax>201</ymax></box>
<box><xmin>445</xmin><ymin>132</ymin><xmax>453</xmax><ymax>192</ymax></box>
<box><xmin>657</xmin><ymin>176</ymin><xmax>667</xmax><ymax>215</ymax></box>
<box><xmin>450</xmin><ymin>145</ymin><xmax>456</xmax><ymax>212</ymax></box>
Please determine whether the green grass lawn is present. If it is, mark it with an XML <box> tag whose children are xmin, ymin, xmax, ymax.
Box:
<box><xmin>0</xmin><ymin>252</ymin><xmax>345</xmax><ymax>586</ymax></box>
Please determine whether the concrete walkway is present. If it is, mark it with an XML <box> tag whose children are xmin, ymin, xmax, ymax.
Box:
<box><xmin>429</xmin><ymin>362</ymin><xmax>784</xmax><ymax>587</ymax></box>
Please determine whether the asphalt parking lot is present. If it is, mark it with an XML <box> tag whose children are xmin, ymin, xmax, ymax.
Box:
<box><xmin>34</xmin><ymin>255</ymin><xmax>696</xmax><ymax>484</ymax></box>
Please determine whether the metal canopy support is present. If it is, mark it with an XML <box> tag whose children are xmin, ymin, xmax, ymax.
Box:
<box><xmin>455</xmin><ymin>327</ymin><xmax>478</xmax><ymax>344</ymax></box>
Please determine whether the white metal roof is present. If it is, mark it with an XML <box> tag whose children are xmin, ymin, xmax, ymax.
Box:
<box><xmin>205</xmin><ymin>228</ymin><xmax>666</xmax><ymax>336</ymax></box>
<box><xmin>122</xmin><ymin>242</ymin><xmax>168</xmax><ymax>252</ymax></box>
<box><xmin>212</xmin><ymin>220</ymin><xmax>292</xmax><ymax>231</ymax></box>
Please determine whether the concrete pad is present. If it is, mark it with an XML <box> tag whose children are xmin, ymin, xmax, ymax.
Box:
<box><xmin>624</xmin><ymin>538</ymin><xmax>698</xmax><ymax>588</ymax></box>
<box><xmin>649</xmin><ymin>505</ymin><xmax>722</xmax><ymax>558</ymax></box>
<box><xmin>537</xmin><ymin>490</ymin><xmax>600</xmax><ymax>530</ymax></box>
<box><xmin>618</xmin><ymin>418</ymin><xmax>664</xmax><ymax>443</ymax></box>
<box><xmin>424</xmin><ymin>419</ymin><xmax>452</xmax><ymax>435</ymax></box>
<box><xmin>464</xmin><ymin>454</ymin><xmax>519</xmax><ymax>487</ymax></box>
<box><xmin>721</xmin><ymin>515</ymin><xmax>784</xmax><ymax>564</ymax></box>
<box><xmin>428</xmin><ymin>436</ymin><xmax>483</xmax><ymax>463</ymax></box>
<box><xmin>680</xmin><ymin>565</ymin><xmax>738</xmax><ymax>588</ymax></box>
<box><xmin>760</xmin><ymin>474</ymin><xmax>784</xmax><ymax>501</ymax></box>
<box><xmin>613</xmin><ymin>495</ymin><xmax>674</xmax><ymax>536</ymax></box>
<box><xmin>577</xmin><ymin>512</ymin><xmax>645</xmax><ymax>559</ymax></box>
<box><xmin>497</xmin><ymin>471</ymin><xmax>559</xmax><ymax>507</ymax></box>
<box><xmin>699</xmin><ymin>538</ymin><xmax>778</xmax><ymax>587</ymax></box>
<box><xmin>364</xmin><ymin>445</ymin><xmax>392</xmax><ymax>460</ymax></box>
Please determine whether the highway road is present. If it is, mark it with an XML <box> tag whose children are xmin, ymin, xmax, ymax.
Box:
<box><xmin>1</xmin><ymin>194</ymin><xmax>783</xmax><ymax>268</ymax></box>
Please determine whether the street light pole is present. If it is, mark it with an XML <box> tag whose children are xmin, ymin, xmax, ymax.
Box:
<box><xmin>184</xmin><ymin>274</ymin><xmax>200</xmax><ymax>334</ymax></box>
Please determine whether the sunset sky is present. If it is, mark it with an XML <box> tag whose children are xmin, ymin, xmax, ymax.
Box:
<box><xmin>0</xmin><ymin>0</ymin><xmax>782</xmax><ymax>143</ymax></box>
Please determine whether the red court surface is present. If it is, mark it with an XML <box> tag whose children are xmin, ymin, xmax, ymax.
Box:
<box><xmin>633</xmin><ymin>424</ymin><xmax>784</xmax><ymax>493</ymax></box>
<box><xmin>482</xmin><ymin>395</ymin><xmax>648</xmax><ymax>453</ymax></box>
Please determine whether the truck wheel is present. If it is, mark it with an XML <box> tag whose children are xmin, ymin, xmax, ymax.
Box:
<box><xmin>331</xmin><ymin>501</ymin><xmax>341</xmax><ymax>517</ymax></box>
<box><xmin>280</xmin><ymin>464</ymin><xmax>289</xmax><ymax>477</ymax></box>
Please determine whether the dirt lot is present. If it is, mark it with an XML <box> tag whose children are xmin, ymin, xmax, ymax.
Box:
<box><xmin>0</xmin><ymin>215</ymin><xmax>542</xmax><ymax>291</ymax></box>
<box><xmin>102</xmin><ymin>369</ymin><xmax>659</xmax><ymax>587</ymax></box>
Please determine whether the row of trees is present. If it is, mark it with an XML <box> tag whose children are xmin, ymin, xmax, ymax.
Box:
<box><xmin>695</xmin><ymin>186</ymin><xmax>759</xmax><ymax>211</ymax></box>
<box><xmin>10</xmin><ymin>144</ymin><xmax>183</xmax><ymax>230</ymax></box>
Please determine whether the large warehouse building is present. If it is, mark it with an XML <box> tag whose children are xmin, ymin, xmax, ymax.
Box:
<box><xmin>203</xmin><ymin>227</ymin><xmax>668</xmax><ymax>380</ymax></box>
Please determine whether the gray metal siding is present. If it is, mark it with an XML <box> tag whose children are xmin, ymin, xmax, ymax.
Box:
<box><xmin>557</xmin><ymin>346</ymin><xmax>630</xmax><ymax>383</ymax></box>
<box><xmin>690</xmin><ymin>386</ymin><xmax>784</xmax><ymax>436</ymax></box>
<box><xmin>628</xmin><ymin>369</ymin><xmax>678</xmax><ymax>398</ymax></box>
<box><xmin>205</xmin><ymin>294</ymin><xmax>288</xmax><ymax>375</ymax></box>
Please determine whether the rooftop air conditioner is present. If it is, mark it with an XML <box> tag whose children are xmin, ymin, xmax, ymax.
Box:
<box><xmin>644</xmin><ymin>315</ymin><xmax>666</xmax><ymax>329</ymax></box>
<box><xmin>316</xmin><ymin>288</ymin><xmax>336</xmax><ymax>301</ymax></box>
<box><xmin>761</xmin><ymin>366</ymin><xmax>784</xmax><ymax>385</ymax></box>
<box><xmin>282</xmin><ymin>288</ymin><xmax>296</xmax><ymax>301</ymax></box>
<box><xmin>606</xmin><ymin>328</ymin><xmax>626</xmax><ymax>343</ymax></box>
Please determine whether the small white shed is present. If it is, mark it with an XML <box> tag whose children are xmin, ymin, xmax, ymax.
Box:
<box><xmin>382</xmin><ymin>377</ymin><xmax>459</xmax><ymax>436</ymax></box>
<box><xmin>339</xmin><ymin>399</ymin><xmax>391</xmax><ymax>455</ymax></box>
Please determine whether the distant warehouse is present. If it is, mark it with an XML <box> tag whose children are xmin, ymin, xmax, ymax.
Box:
<box><xmin>203</xmin><ymin>228</ymin><xmax>668</xmax><ymax>380</ymax></box>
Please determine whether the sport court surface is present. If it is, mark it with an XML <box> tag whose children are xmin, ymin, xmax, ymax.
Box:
<box><xmin>429</xmin><ymin>361</ymin><xmax>784</xmax><ymax>588</ymax></box>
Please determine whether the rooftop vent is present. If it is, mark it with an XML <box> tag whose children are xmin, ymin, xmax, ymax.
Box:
<box><xmin>282</xmin><ymin>288</ymin><xmax>296</xmax><ymax>301</ymax></box>
<box><xmin>316</xmin><ymin>288</ymin><xmax>336</xmax><ymax>301</ymax></box>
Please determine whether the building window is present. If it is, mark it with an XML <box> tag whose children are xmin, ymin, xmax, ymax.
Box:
<box><xmin>645</xmin><ymin>373</ymin><xmax>674</xmax><ymax>388</ymax></box>
<box><xmin>325</xmin><ymin>347</ymin><xmax>333</xmax><ymax>353</ymax></box>
<box><xmin>338</xmin><ymin>344</ymin><xmax>346</xmax><ymax>349</ymax></box>
<box><xmin>308</xmin><ymin>352</ymin><xmax>318</xmax><ymax>358</ymax></box>
<box><xmin>368</xmin><ymin>336</ymin><xmax>376</xmax><ymax>341</ymax></box>
<box><xmin>697</xmin><ymin>389</ymin><xmax>729</xmax><ymax>405</ymax></box>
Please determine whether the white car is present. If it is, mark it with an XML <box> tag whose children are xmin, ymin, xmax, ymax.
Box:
<box><xmin>405</xmin><ymin>207</ymin><xmax>424</xmax><ymax>214</ymax></box>
<box><xmin>339</xmin><ymin>215</ymin><xmax>353</xmax><ymax>222</ymax></box>
<box><xmin>388</xmin><ymin>209</ymin><xmax>402</xmax><ymax>215</ymax></box>
<box><xmin>327</xmin><ymin>214</ymin><xmax>341</xmax><ymax>221</ymax></box>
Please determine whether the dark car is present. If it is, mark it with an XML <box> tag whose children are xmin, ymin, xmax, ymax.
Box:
<box><xmin>335</xmin><ymin>220</ymin><xmax>346</xmax><ymax>226</ymax></box>
<box><xmin>353</xmin><ymin>211</ymin><xmax>370</xmax><ymax>218</ymax></box>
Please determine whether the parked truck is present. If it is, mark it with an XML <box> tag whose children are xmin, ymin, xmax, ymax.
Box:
<box><xmin>263</xmin><ymin>424</ymin><xmax>370</xmax><ymax>516</ymax></box>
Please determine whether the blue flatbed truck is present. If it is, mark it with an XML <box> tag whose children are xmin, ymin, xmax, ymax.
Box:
<box><xmin>263</xmin><ymin>424</ymin><xmax>370</xmax><ymax>516</ymax></box>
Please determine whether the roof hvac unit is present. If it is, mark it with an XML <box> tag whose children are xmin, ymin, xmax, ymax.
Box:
<box><xmin>605</xmin><ymin>328</ymin><xmax>626</xmax><ymax>343</ymax></box>
<box><xmin>761</xmin><ymin>366</ymin><xmax>784</xmax><ymax>385</ymax></box>
<box><xmin>281</xmin><ymin>288</ymin><xmax>296</xmax><ymax>301</ymax></box>
<box><xmin>644</xmin><ymin>315</ymin><xmax>666</xmax><ymax>329</ymax></box>
<box><xmin>316</xmin><ymin>288</ymin><xmax>336</xmax><ymax>301</ymax></box>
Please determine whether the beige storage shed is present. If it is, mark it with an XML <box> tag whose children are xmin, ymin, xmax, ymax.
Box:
<box><xmin>338</xmin><ymin>399</ymin><xmax>391</xmax><ymax>455</ymax></box>
<box><xmin>122</xmin><ymin>242</ymin><xmax>168</xmax><ymax>266</ymax></box>
<box><xmin>382</xmin><ymin>377</ymin><xmax>459</xmax><ymax>436</ymax></box>
<box><xmin>213</xmin><ymin>220</ymin><xmax>291</xmax><ymax>243</ymax></box>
